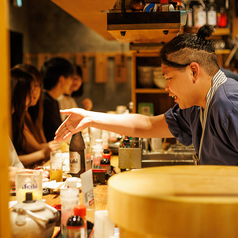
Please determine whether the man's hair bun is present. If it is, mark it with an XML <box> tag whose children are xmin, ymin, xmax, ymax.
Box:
<box><xmin>197</xmin><ymin>25</ymin><xmax>214</xmax><ymax>40</ymax></box>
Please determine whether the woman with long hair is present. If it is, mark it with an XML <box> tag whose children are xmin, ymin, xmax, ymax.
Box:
<box><xmin>15</xmin><ymin>64</ymin><xmax>59</xmax><ymax>154</ymax></box>
<box><xmin>11</xmin><ymin>67</ymin><xmax>59</xmax><ymax>168</ymax></box>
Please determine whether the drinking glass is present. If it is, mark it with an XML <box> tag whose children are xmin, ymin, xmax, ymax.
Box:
<box><xmin>16</xmin><ymin>169</ymin><xmax>42</xmax><ymax>202</ymax></box>
<box><xmin>50</xmin><ymin>151</ymin><xmax>63</xmax><ymax>182</ymax></box>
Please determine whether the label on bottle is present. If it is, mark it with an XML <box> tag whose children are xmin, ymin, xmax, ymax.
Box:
<box><xmin>69</xmin><ymin>151</ymin><xmax>81</xmax><ymax>174</ymax></box>
<box><xmin>193</xmin><ymin>7</ymin><xmax>206</xmax><ymax>27</ymax></box>
<box><xmin>187</xmin><ymin>11</ymin><xmax>193</xmax><ymax>27</ymax></box>
<box><xmin>207</xmin><ymin>10</ymin><xmax>216</xmax><ymax>26</ymax></box>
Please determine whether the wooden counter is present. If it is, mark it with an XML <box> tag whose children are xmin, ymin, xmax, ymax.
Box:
<box><xmin>108</xmin><ymin>165</ymin><xmax>238</xmax><ymax>238</ymax></box>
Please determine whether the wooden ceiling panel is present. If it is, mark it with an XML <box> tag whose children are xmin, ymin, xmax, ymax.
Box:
<box><xmin>51</xmin><ymin>0</ymin><xmax>116</xmax><ymax>40</ymax></box>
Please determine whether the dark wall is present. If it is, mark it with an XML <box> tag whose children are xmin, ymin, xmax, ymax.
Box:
<box><xmin>9</xmin><ymin>0</ymin><xmax>131</xmax><ymax>112</ymax></box>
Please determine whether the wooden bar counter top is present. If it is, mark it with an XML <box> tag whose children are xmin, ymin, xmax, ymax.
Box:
<box><xmin>108</xmin><ymin>165</ymin><xmax>238</xmax><ymax>238</ymax></box>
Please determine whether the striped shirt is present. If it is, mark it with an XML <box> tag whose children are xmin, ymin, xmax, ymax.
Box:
<box><xmin>199</xmin><ymin>69</ymin><xmax>227</xmax><ymax>160</ymax></box>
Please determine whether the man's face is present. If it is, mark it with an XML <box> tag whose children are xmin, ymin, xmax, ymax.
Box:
<box><xmin>162</xmin><ymin>64</ymin><xmax>199</xmax><ymax>109</ymax></box>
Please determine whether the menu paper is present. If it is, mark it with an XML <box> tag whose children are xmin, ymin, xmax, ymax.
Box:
<box><xmin>80</xmin><ymin>169</ymin><xmax>94</xmax><ymax>207</ymax></box>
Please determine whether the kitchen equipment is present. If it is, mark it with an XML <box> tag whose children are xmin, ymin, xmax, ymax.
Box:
<box><xmin>118</xmin><ymin>147</ymin><xmax>142</xmax><ymax>169</ymax></box>
<box><xmin>10</xmin><ymin>192</ymin><xmax>59</xmax><ymax>238</ymax></box>
<box><xmin>118</xmin><ymin>143</ymin><xmax>195</xmax><ymax>170</ymax></box>
<box><xmin>108</xmin><ymin>166</ymin><xmax>238</xmax><ymax>238</ymax></box>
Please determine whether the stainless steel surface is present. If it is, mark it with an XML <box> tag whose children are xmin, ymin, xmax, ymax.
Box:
<box><xmin>118</xmin><ymin>143</ymin><xmax>196</xmax><ymax>170</ymax></box>
<box><xmin>142</xmin><ymin>144</ymin><xmax>196</xmax><ymax>167</ymax></box>
<box><xmin>142</xmin><ymin>151</ymin><xmax>195</xmax><ymax>167</ymax></box>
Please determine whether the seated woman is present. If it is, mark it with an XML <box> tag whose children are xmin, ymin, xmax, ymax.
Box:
<box><xmin>15</xmin><ymin>64</ymin><xmax>59</xmax><ymax>154</ymax></box>
<box><xmin>11</xmin><ymin>67</ymin><xmax>59</xmax><ymax>168</ymax></box>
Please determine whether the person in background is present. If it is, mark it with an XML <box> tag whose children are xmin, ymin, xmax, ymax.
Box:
<box><xmin>58</xmin><ymin>64</ymin><xmax>93</xmax><ymax>122</ymax></box>
<box><xmin>11</xmin><ymin>68</ymin><xmax>57</xmax><ymax>168</ymax></box>
<box><xmin>54</xmin><ymin>25</ymin><xmax>238</xmax><ymax>165</ymax></box>
<box><xmin>220</xmin><ymin>67</ymin><xmax>238</xmax><ymax>81</ymax></box>
<box><xmin>14</xmin><ymin>64</ymin><xmax>60</xmax><ymax>154</ymax></box>
<box><xmin>41</xmin><ymin>57</ymin><xmax>74</xmax><ymax>142</ymax></box>
<box><xmin>9</xmin><ymin>136</ymin><xmax>24</xmax><ymax>168</ymax></box>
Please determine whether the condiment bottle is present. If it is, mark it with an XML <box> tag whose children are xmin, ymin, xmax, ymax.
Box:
<box><xmin>92</xmin><ymin>139</ymin><xmax>103</xmax><ymax>169</ymax></box>
<box><xmin>60</xmin><ymin>188</ymin><xmax>79</xmax><ymax>238</ymax></box>
<box><xmin>69</xmin><ymin>132</ymin><xmax>86</xmax><ymax>177</ymax></box>
<box><xmin>160</xmin><ymin>0</ymin><xmax>169</xmax><ymax>12</ymax></box>
<box><xmin>66</xmin><ymin>215</ymin><xmax>84</xmax><ymax>238</ymax></box>
<box><xmin>66</xmin><ymin>177</ymin><xmax>78</xmax><ymax>188</ymax></box>
<box><xmin>206</xmin><ymin>0</ymin><xmax>217</xmax><ymax>26</ymax></box>
<box><xmin>84</xmin><ymin>133</ymin><xmax>92</xmax><ymax>171</ymax></box>
<box><xmin>193</xmin><ymin>1</ymin><xmax>206</xmax><ymax>27</ymax></box>
<box><xmin>217</xmin><ymin>7</ymin><xmax>227</xmax><ymax>28</ymax></box>
<box><xmin>100</xmin><ymin>154</ymin><xmax>111</xmax><ymax>175</ymax></box>
<box><xmin>74</xmin><ymin>204</ymin><xmax>87</xmax><ymax>238</ymax></box>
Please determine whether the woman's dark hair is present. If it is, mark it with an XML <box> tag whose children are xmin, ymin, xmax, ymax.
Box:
<box><xmin>71</xmin><ymin>64</ymin><xmax>84</xmax><ymax>98</ymax></box>
<box><xmin>11</xmin><ymin>68</ymin><xmax>34</xmax><ymax>154</ymax></box>
<box><xmin>15</xmin><ymin>64</ymin><xmax>45</xmax><ymax>144</ymax></box>
<box><xmin>159</xmin><ymin>25</ymin><xmax>219</xmax><ymax>75</ymax></box>
<box><xmin>41</xmin><ymin>57</ymin><xmax>74</xmax><ymax>90</ymax></box>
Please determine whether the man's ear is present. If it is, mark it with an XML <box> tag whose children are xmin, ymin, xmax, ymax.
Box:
<box><xmin>189</xmin><ymin>62</ymin><xmax>200</xmax><ymax>83</ymax></box>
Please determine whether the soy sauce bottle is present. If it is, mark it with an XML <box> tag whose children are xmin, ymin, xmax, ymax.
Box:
<box><xmin>69</xmin><ymin>132</ymin><xmax>86</xmax><ymax>177</ymax></box>
<box><xmin>66</xmin><ymin>215</ymin><xmax>85</xmax><ymax>238</ymax></box>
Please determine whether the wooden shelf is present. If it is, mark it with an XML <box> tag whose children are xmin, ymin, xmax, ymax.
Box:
<box><xmin>185</xmin><ymin>27</ymin><xmax>230</xmax><ymax>36</ymax></box>
<box><xmin>107</xmin><ymin>11</ymin><xmax>183</xmax><ymax>43</ymax></box>
<box><xmin>135</xmin><ymin>88</ymin><xmax>168</xmax><ymax>93</ymax></box>
<box><xmin>215</xmin><ymin>49</ymin><xmax>231</xmax><ymax>54</ymax></box>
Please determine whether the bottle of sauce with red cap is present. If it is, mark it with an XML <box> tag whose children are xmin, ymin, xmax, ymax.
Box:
<box><xmin>74</xmin><ymin>204</ymin><xmax>87</xmax><ymax>238</ymax></box>
<box><xmin>66</xmin><ymin>212</ymin><xmax>85</xmax><ymax>238</ymax></box>
<box><xmin>100</xmin><ymin>154</ymin><xmax>111</xmax><ymax>176</ymax></box>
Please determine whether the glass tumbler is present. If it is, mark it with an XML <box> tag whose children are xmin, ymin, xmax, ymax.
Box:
<box><xmin>16</xmin><ymin>169</ymin><xmax>42</xmax><ymax>202</ymax></box>
<box><xmin>50</xmin><ymin>150</ymin><xmax>63</xmax><ymax>182</ymax></box>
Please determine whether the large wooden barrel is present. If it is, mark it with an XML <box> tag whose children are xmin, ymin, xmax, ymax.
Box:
<box><xmin>108</xmin><ymin>166</ymin><xmax>238</xmax><ymax>238</ymax></box>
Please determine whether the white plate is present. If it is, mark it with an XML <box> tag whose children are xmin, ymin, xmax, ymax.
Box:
<box><xmin>43</xmin><ymin>181</ymin><xmax>81</xmax><ymax>189</ymax></box>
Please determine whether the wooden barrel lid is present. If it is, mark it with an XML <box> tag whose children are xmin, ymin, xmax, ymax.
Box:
<box><xmin>108</xmin><ymin>166</ymin><xmax>238</xmax><ymax>238</ymax></box>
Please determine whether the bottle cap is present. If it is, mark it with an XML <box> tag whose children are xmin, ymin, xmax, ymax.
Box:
<box><xmin>74</xmin><ymin>204</ymin><xmax>86</xmax><ymax>217</ymax></box>
<box><xmin>66</xmin><ymin>177</ymin><xmax>78</xmax><ymax>188</ymax></box>
<box><xmin>103</xmin><ymin>154</ymin><xmax>111</xmax><ymax>160</ymax></box>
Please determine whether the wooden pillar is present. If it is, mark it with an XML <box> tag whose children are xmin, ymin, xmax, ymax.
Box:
<box><xmin>0</xmin><ymin>0</ymin><xmax>11</xmax><ymax>237</ymax></box>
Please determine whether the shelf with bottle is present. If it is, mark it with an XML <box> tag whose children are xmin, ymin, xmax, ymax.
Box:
<box><xmin>184</xmin><ymin>26</ymin><xmax>230</xmax><ymax>36</ymax></box>
<box><xmin>131</xmin><ymin>52</ymin><xmax>174</xmax><ymax>114</ymax></box>
<box><xmin>185</xmin><ymin>0</ymin><xmax>229</xmax><ymax>28</ymax></box>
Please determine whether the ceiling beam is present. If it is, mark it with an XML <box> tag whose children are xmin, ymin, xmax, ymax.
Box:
<box><xmin>51</xmin><ymin>0</ymin><xmax>116</xmax><ymax>40</ymax></box>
